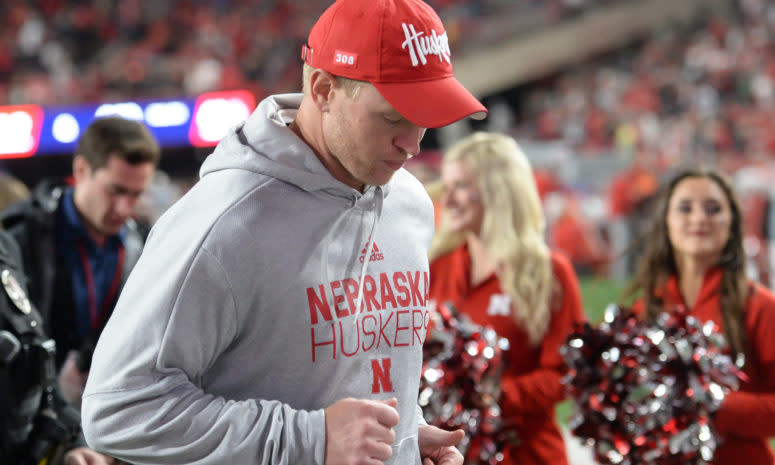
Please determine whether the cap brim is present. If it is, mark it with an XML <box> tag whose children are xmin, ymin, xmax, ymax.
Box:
<box><xmin>374</xmin><ymin>76</ymin><xmax>487</xmax><ymax>129</ymax></box>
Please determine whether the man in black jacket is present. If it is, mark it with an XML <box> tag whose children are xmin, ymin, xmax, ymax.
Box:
<box><xmin>1</xmin><ymin>116</ymin><xmax>160</xmax><ymax>408</ymax></box>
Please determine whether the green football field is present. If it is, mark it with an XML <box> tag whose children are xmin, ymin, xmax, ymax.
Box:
<box><xmin>577</xmin><ymin>277</ymin><xmax>628</xmax><ymax>322</ymax></box>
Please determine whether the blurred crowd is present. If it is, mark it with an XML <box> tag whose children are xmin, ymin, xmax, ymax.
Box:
<box><xmin>487</xmin><ymin>0</ymin><xmax>775</xmax><ymax>282</ymax></box>
<box><xmin>514</xmin><ymin>0</ymin><xmax>775</xmax><ymax>170</ymax></box>
<box><xmin>0</xmin><ymin>0</ymin><xmax>627</xmax><ymax>106</ymax></box>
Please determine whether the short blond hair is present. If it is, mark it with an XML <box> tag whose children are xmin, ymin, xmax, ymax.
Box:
<box><xmin>302</xmin><ymin>63</ymin><xmax>367</xmax><ymax>99</ymax></box>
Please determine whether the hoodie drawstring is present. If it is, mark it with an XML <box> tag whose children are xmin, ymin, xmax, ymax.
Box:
<box><xmin>353</xmin><ymin>188</ymin><xmax>383</xmax><ymax>319</ymax></box>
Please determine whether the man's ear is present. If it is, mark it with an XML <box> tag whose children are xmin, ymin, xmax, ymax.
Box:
<box><xmin>72</xmin><ymin>155</ymin><xmax>92</xmax><ymax>183</ymax></box>
<box><xmin>309</xmin><ymin>69</ymin><xmax>337</xmax><ymax>113</ymax></box>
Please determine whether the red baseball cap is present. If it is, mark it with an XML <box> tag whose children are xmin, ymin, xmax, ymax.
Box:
<box><xmin>302</xmin><ymin>0</ymin><xmax>488</xmax><ymax>129</ymax></box>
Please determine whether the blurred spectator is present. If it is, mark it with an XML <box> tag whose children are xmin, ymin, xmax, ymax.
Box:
<box><xmin>406</xmin><ymin>149</ymin><xmax>444</xmax><ymax>227</ymax></box>
<box><xmin>0</xmin><ymin>116</ymin><xmax>160</xmax><ymax>410</ymax></box>
<box><xmin>0</xmin><ymin>172</ymin><xmax>31</xmax><ymax>214</ymax></box>
<box><xmin>606</xmin><ymin>151</ymin><xmax>659</xmax><ymax>277</ymax></box>
<box><xmin>733</xmin><ymin>163</ymin><xmax>775</xmax><ymax>285</ymax></box>
<box><xmin>533</xmin><ymin>166</ymin><xmax>563</xmax><ymax>200</ymax></box>
<box><xmin>547</xmin><ymin>193</ymin><xmax>610</xmax><ymax>276</ymax></box>
<box><xmin>607</xmin><ymin>152</ymin><xmax>658</xmax><ymax>220</ymax></box>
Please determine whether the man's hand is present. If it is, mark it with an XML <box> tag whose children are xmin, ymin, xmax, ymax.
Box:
<box><xmin>418</xmin><ymin>424</ymin><xmax>464</xmax><ymax>465</ymax></box>
<box><xmin>63</xmin><ymin>447</ymin><xmax>116</xmax><ymax>465</ymax></box>
<box><xmin>325</xmin><ymin>397</ymin><xmax>400</xmax><ymax>465</ymax></box>
<box><xmin>58</xmin><ymin>351</ymin><xmax>88</xmax><ymax>409</ymax></box>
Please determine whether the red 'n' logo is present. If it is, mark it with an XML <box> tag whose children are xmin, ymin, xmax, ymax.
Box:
<box><xmin>371</xmin><ymin>358</ymin><xmax>394</xmax><ymax>393</ymax></box>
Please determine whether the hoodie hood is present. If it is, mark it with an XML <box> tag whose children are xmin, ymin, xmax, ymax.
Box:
<box><xmin>201</xmin><ymin>93</ymin><xmax>391</xmax><ymax>311</ymax></box>
<box><xmin>200</xmin><ymin>93</ymin><xmax>390</xmax><ymax>200</ymax></box>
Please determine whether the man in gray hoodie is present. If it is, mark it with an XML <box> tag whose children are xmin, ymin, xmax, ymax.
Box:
<box><xmin>81</xmin><ymin>0</ymin><xmax>487</xmax><ymax>464</ymax></box>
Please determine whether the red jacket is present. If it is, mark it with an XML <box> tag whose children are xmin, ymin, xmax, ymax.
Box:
<box><xmin>429</xmin><ymin>247</ymin><xmax>585</xmax><ymax>465</ymax></box>
<box><xmin>634</xmin><ymin>267</ymin><xmax>775</xmax><ymax>465</ymax></box>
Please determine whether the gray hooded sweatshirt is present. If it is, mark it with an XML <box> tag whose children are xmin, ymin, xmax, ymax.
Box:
<box><xmin>81</xmin><ymin>94</ymin><xmax>435</xmax><ymax>465</ymax></box>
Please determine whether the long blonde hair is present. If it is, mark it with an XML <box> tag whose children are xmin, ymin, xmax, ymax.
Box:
<box><xmin>429</xmin><ymin>132</ymin><xmax>554</xmax><ymax>345</ymax></box>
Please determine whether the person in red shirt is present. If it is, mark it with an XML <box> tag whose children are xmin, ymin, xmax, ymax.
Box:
<box><xmin>624</xmin><ymin>167</ymin><xmax>775</xmax><ymax>465</ymax></box>
<box><xmin>428</xmin><ymin>132</ymin><xmax>587</xmax><ymax>465</ymax></box>
<box><xmin>550</xmin><ymin>195</ymin><xmax>610</xmax><ymax>276</ymax></box>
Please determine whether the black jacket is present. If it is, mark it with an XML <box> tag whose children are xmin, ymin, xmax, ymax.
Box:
<box><xmin>0</xmin><ymin>179</ymin><xmax>147</xmax><ymax>368</ymax></box>
<box><xmin>0</xmin><ymin>228</ymin><xmax>83</xmax><ymax>464</ymax></box>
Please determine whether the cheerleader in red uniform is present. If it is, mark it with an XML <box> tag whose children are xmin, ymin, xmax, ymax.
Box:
<box><xmin>625</xmin><ymin>167</ymin><xmax>775</xmax><ymax>465</ymax></box>
<box><xmin>428</xmin><ymin>132</ymin><xmax>587</xmax><ymax>465</ymax></box>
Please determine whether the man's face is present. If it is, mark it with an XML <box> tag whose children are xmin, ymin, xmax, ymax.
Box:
<box><xmin>321</xmin><ymin>83</ymin><xmax>427</xmax><ymax>189</ymax></box>
<box><xmin>73</xmin><ymin>155</ymin><xmax>155</xmax><ymax>237</ymax></box>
